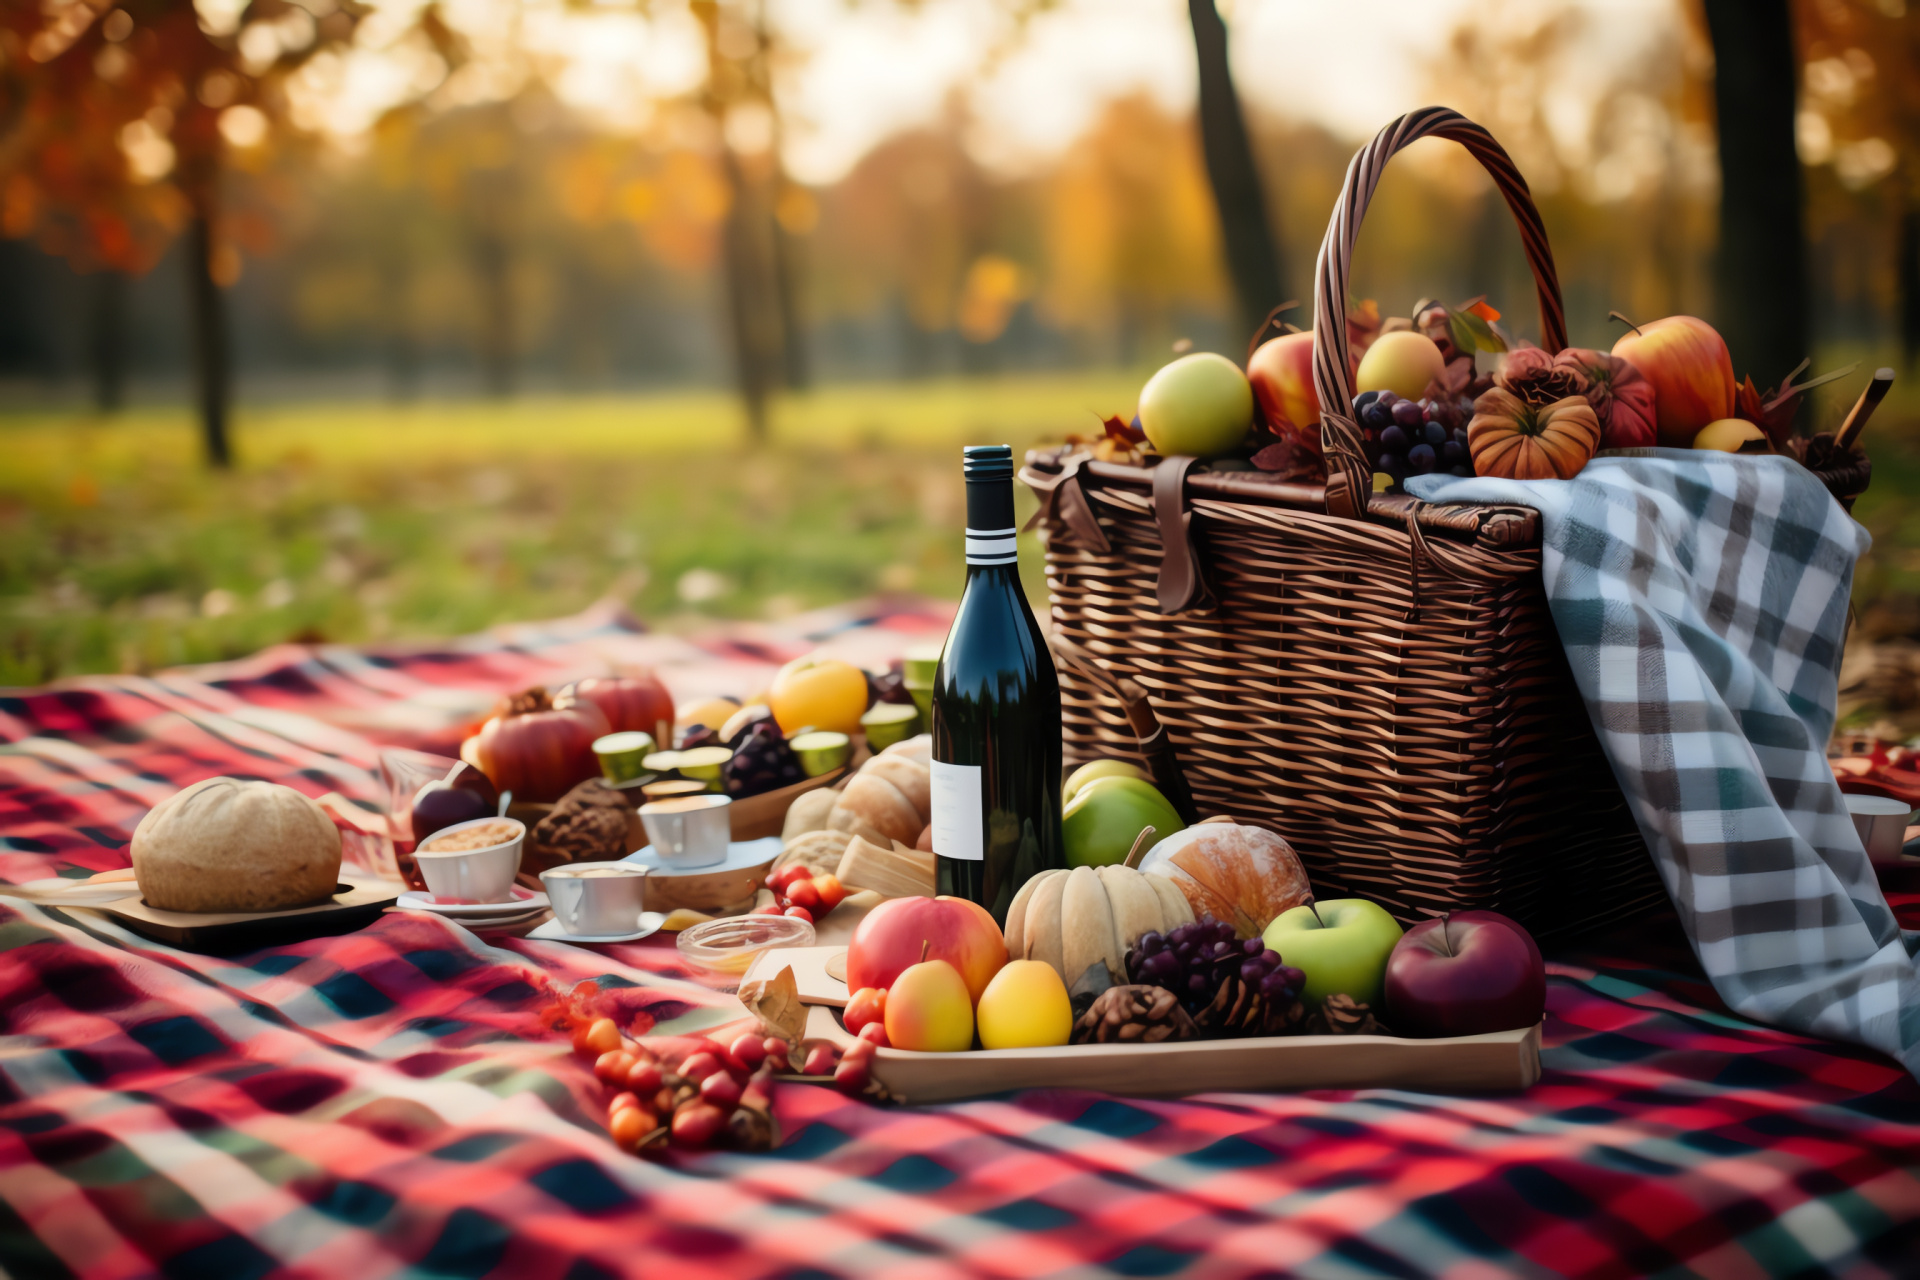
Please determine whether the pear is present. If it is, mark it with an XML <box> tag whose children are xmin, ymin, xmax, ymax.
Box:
<box><xmin>976</xmin><ymin>959</ymin><xmax>1073</xmax><ymax>1050</ymax></box>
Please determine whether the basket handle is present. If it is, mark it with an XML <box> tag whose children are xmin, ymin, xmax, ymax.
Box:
<box><xmin>1312</xmin><ymin>107</ymin><xmax>1569</xmax><ymax>520</ymax></box>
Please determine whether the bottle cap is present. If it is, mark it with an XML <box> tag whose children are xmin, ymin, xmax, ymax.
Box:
<box><xmin>962</xmin><ymin>444</ymin><xmax>1013</xmax><ymax>480</ymax></box>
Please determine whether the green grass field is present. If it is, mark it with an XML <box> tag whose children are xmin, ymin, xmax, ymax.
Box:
<box><xmin>0</xmin><ymin>373</ymin><xmax>1143</xmax><ymax>685</ymax></box>
<box><xmin>4</xmin><ymin>364</ymin><xmax>1916</xmax><ymax>689</ymax></box>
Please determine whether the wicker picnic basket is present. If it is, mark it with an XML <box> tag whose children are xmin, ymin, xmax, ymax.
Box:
<box><xmin>1022</xmin><ymin>107</ymin><xmax>1870</xmax><ymax>941</ymax></box>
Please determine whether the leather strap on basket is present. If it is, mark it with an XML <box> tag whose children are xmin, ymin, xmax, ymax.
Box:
<box><xmin>1312</xmin><ymin>107</ymin><xmax>1569</xmax><ymax>521</ymax></box>
<box><xmin>1154</xmin><ymin>456</ymin><xmax>1212</xmax><ymax>615</ymax></box>
<box><xmin>1021</xmin><ymin>453</ymin><xmax>1111</xmax><ymax>553</ymax></box>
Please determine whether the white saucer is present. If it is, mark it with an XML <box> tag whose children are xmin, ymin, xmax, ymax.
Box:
<box><xmin>397</xmin><ymin>886</ymin><xmax>549</xmax><ymax>917</ymax></box>
<box><xmin>527</xmin><ymin>911</ymin><xmax>667</xmax><ymax>944</ymax></box>
<box><xmin>623</xmin><ymin>836</ymin><xmax>782</xmax><ymax>876</ymax></box>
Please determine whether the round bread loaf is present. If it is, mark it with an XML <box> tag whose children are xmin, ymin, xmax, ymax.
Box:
<box><xmin>132</xmin><ymin>777</ymin><xmax>343</xmax><ymax>913</ymax></box>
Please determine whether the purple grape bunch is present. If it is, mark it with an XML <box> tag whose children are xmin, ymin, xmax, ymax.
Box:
<box><xmin>1126</xmin><ymin>916</ymin><xmax>1305</xmax><ymax>1015</ymax></box>
<box><xmin>1352</xmin><ymin>389</ymin><xmax>1475</xmax><ymax>488</ymax></box>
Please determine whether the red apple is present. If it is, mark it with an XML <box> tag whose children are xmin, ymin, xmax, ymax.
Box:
<box><xmin>845</xmin><ymin>895</ymin><xmax>1007</xmax><ymax>1004</ymax></box>
<box><xmin>1247</xmin><ymin>331</ymin><xmax>1321</xmax><ymax>449</ymax></box>
<box><xmin>555</xmin><ymin>673</ymin><xmax>675</xmax><ymax>747</ymax></box>
<box><xmin>1609</xmin><ymin>316</ymin><xmax>1735</xmax><ymax>448</ymax></box>
<box><xmin>1383</xmin><ymin>910</ymin><xmax>1544</xmax><ymax>1038</ymax></box>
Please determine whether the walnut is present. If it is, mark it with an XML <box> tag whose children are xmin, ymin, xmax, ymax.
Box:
<box><xmin>530</xmin><ymin>779</ymin><xmax>632</xmax><ymax>870</ymax></box>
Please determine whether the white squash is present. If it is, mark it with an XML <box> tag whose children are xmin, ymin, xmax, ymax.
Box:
<box><xmin>1003</xmin><ymin>863</ymin><xmax>1194</xmax><ymax>987</ymax></box>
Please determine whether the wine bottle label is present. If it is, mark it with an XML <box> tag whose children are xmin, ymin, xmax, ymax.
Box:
<box><xmin>928</xmin><ymin>760</ymin><xmax>984</xmax><ymax>860</ymax></box>
<box><xmin>964</xmin><ymin>526</ymin><xmax>1019</xmax><ymax>566</ymax></box>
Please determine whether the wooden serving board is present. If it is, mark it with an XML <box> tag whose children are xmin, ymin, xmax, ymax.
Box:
<box><xmin>800</xmin><ymin>1005</ymin><xmax>1542</xmax><ymax>1104</ymax></box>
<box><xmin>744</xmin><ymin>945</ymin><xmax>850</xmax><ymax>1006</ymax></box>
<box><xmin>745</xmin><ymin>943</ymin><xmax>1545</xmax><ymax>1102</ymax></box>
<box><xmin>78</xmin><ymin>873</ymin><xmax>404</xmax><ymax>955</ymax></box>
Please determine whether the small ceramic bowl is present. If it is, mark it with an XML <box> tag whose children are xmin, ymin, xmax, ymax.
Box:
<box><xmin>1846</xmin><ymin>793</ymin><xmax>1912</xmax><ymax>866</ymax></box>
<box><xmin>414</xmin><ymin>816</ymin><xmax>525</xmax><ymax>903</ymax></box>
<box><xmin>541</xmin><ymin>861</ymin><xmax>649</xmax><ymax>935</ymax></box>
<box><xmin>640</xmin><ymin>793</ymin><xmax>733</xmax><ymax>868</ymax></box>
<box><xmin>677</xmin><ymin>913</ymin><xmax>815</xmax><ymax>976</ymax></box>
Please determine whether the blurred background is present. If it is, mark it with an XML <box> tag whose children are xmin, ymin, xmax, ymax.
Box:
<box><xmin>3</xmin><ymin>0</ymin><xmax>1919</xmax><ymax>727</ymax></box>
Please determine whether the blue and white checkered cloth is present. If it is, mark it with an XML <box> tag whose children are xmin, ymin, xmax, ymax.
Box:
<box><xmin>1410</xmin><ymin>451</ymin><xmax>1920</xmax><ymax>1078</ymax></box>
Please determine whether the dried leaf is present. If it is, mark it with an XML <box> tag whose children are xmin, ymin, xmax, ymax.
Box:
<box><xmin>738</xmin><ymin>965</ymin><xmax>807</xmax><ymax>1047</ymax></box>
<box><xmin>1249</xmin><ymin>440</ymin><xmax>1327</xmax><ymax>483</ymax></box>
<box><xmin>1102</xmin><ymin>413</ymin><xmax>1146</xmax><ymax>445</ymax></box>
<box><xmin>1450</xmin><ymin>307</ymin><xmax>1507</xmax><ymax>355</ymax></box>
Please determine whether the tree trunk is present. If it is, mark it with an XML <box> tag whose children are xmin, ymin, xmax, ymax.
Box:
<box><xmin>720</xmin><ymin>145</ymin><xmax>778</xmax><ymax>441</ymax></box>
<box><xmin>472</xmin><ymin>230</ymin><xmax>514</xmax><ymax>398</ymax></box>
<box><xmin>91</xmin><ymin>268</ymin><xmax>126</xmax><ymax>414</ymax></box>
<box><xmin>1702</xmin><ymin>0</ymin><xmax>1809</xmax><ymax>390</ymax></box>
<box><xmin>772</xmin><ymin>202</ymin><xmax>809</xmax><ymax>391</ymax></box>
<box><xmin>187</xmin><ymin>213</ymin><xmax>230</xmax><ymax>468</ymax></box>
<box><xmin>1187</xmin><ymin>0</ymin><xmax>1283</xmax><ymax>345</ymax></box>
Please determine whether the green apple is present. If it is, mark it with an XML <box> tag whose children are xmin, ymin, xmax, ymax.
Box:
<box><xmin>1262</xmin><ymin>899</ymin><xmax>1404</xmax><ymax>1008</ymax></box>
<box><xmin>1138</xmin><ymin>353</ymin><xmax>1253</xmax><ymax>458</ymax></box>
<box><xmin>1063</xmin><ymin>759</ymin><xmax>1151</xmax><ymax>804</ymax></box>
<box><xmin>1062</xmin><ymin>776</ymin><xmax>1186</xmax><ymax>867</ymax></box>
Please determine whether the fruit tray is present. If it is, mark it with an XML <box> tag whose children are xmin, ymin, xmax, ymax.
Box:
<box><xmin>746</xmin><ymin>947</ymin><xmax>1542</xmax><ymax>1104</ymax></box>
<box><xmin>799</xmin><ymin>1005</ymin><xmax>1539</xmax><ymax>1103</ymax></box>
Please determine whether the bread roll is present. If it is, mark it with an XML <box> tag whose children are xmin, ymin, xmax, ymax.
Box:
<box><xmin>132</xmin><ymin>777</ymin><xmax>343</xmax><ymax>913</ymax></box>
<box><xmin>781</xmin><ymin>788</ymin><xmax>837</xmax><ymax>842</ymax></box>
<box><xmin>881</xmin><ymin>734</ymin><xmax>931</xmax><ymax>767</ymax></box>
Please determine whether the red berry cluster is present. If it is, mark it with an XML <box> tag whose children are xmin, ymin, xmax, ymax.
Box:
<box><xmin>755</xmin><ymin>863</ymin><xmax>849</xmax><ymax>925</ymax></box>
<box><xmin>570</xmin><ymin>1014</ymin><xmax>876</xmax><ymax>1155</ymax></box>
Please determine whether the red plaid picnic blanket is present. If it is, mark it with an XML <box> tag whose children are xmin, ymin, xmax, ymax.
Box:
<box><xmin>3</xmin><ymin>602</ymin><xmax>1918</xmax><ymax>1278</ymax></box>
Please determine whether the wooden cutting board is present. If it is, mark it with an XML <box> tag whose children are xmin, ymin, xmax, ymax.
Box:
<box><xmin>742</xmin><ymin>945</ymin><xmax>1543</xmax><ymax>1103</ymax></box>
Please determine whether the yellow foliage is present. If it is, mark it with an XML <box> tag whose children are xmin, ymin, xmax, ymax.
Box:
<box><xmin>1038</xmin><ymin>94</ymin><xmax>1227</xmax><ymax>339</ymax></box>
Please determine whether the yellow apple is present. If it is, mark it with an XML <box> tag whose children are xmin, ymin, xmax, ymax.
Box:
<box><xmin>884</xmin><ymin>957</ymin><xmax>975</xmax><ymax>1052</ymax></box>
<box><xmin>1138</xmin><ymin>353</ymin><xmax>1254</xmax><ymax>459</ymax></box>
<box><xmin>976</xmin><ymin>960</ymin><xmax>1073</xmax><ymax>1049</ymax></box>
<box><xmin>768</xmin><ymin>656</ymin><xmax>869</xmax><ymax>736</ymax></box>
<box><xmin>1355</xmin><ymin>331</ymin><xmax>1447</xmax><ymax>401</ymax></box>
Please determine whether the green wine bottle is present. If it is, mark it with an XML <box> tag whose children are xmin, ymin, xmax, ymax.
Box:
<box><xmin>929</xmin><ymin>445</ymin><xmax>1064</xmax><ymax>923</ymax></box>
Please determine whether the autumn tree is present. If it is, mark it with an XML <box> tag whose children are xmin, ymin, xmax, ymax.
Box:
<box><xmin>1792</xmin><ymin>0</ymin><xmax>1920</xmax><ymax>369</ymax></box>
<box><xmin>0</xmin><ymin>0</ymin><xmax>364</xmax><ymax>465</ymax></box>
<box><xmin>1186</xmin><ymin>0</ymin><xmax>1282</xmax><ymax>343</ymax></box>
<box><xmin>1702</xmin><ymin>0</ymin><xmax>1810</xmax><ymax>389</ymax></box>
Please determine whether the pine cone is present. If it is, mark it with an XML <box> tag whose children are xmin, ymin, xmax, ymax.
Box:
<box><xmin>1304</xmin><ymin>994</ymin><xmax>1388</xmax><ymax>1036</ymax></box>
<box><xmin>1072</xmin><ymin>985</ymin><xmax>1199</xmax><ymax>1045</ymax></box>
<box><xmin>1192</xmin><ymin>973</ymin><xmax>1303</xmax><ymax>1038</ymax></box>
<box><xmin>530</xmin><ymin>778</ymin><xmax>631</xmax><ymax>870</ymax></box>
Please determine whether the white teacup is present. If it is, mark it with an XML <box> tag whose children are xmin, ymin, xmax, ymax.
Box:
<box><xmin>414</xmin><ymin>817</ymin><xmax>524</xmax><ymax>903</ymax></box>
<box><xmin>1845</xmin><ymin>793</ymin><xmax>1912</xmax><ymax>866</ymax></box>
<box><xmin>541</xmin><ymin>862</ymin><xmax>649</xmax><ymax>936</ymax></box>
<box><xmin>640</xmin><ymin>794</ymin><xmax>732</xmax><ymax>868</ymax></box>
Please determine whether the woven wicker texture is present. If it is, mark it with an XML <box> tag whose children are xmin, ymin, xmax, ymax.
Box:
<box><xmin>1038</xmin><ymin>477</ymin><xmax>1666</xmax><ymax>940</ymax></box>
<box><xmin>1031</xmin><ymin>107</ymin><xmax>1665</xmax><ymax>939</ymax></box>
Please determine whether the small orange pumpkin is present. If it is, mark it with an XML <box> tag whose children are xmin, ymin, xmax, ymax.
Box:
<box><xmin>1467</xmin><ymin>389</ymin><xmax>1601</xmax><ymax>480</ymax></box>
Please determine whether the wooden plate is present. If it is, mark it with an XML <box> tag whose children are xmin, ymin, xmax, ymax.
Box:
<box><xmin>83</xmin><ymin>873</ymin><xmax>405</xmax><ymax>955</ymax></box>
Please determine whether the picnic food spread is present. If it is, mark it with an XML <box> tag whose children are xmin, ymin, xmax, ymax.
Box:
<box><xmin>131</xmin><ymin>776</ymin><xmax>342</xmax><ymax>912</ymax></box>
<box><xmin>25</xmin><ymin>110</ymin><xmax>1912</xmax><ymax>1234</ymax></box>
